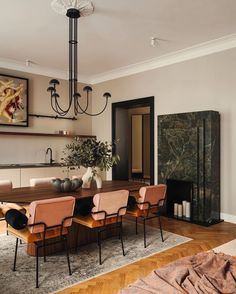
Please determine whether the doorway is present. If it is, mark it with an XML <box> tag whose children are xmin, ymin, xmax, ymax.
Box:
<box><xmin>112</xmin><ymin>97</ymin><xmax>154</xmax><ymax>185</ymax></box>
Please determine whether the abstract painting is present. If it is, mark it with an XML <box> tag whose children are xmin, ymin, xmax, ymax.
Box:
<box><xmin>0</xmin><ymin>74</ymin><xmax>28</xmax><ymax>127</ymax></box>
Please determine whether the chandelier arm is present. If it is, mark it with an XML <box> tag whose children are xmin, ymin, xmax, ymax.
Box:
<box><xmin>78</xmin><ymin>97</ymin><xmax>109</xmax><ymax>116</ymax></box>
<box><xmin>51</xmin><ymin>94</ymin><xmax>74</xmax><ymax>116</ymax></box>
<box><xmin>54</xmin><ymin>99</ymin><xmax>69</xmax><ymax>116</ymax></box>
<box><xmin>74</xmin><ymin>98</ymin><xmax>88</xmax><ymax>114</ymax></box>
<box><xmin>51</xmin><ymin>97</ymin><xmax>68</xmax><ymax>116</ymax></box>
<box><xmin>75</xmin><ymin>89</ymin><xmax>90</xmax><ymax>114</ymax></box>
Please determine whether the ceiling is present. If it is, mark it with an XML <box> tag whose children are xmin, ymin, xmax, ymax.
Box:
<box><xmin>1</xmin><ymin>0</ymin><xmax>236</xmax><ymax>81</ymax></box>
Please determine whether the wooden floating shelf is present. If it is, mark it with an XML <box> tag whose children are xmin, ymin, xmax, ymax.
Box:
<box><xmin>0</xmin><ymin>131</ymin><xmax>96</xmax><ymax>138</ymax></box>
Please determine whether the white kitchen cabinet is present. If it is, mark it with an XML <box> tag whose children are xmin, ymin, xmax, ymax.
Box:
<box><xmin>0</xmin><ymin>168</ymin><xmax>21</xmax><ymax>188</ymax></box>
<box><xmin>0</xmin><ymin>166</ymin><xmax>88</xmax><ymax>188</ymax></box>
<box><xmin>20</xmin><ymin>167</ymin><xmax>67</xmax><ymax>187</ymax></box>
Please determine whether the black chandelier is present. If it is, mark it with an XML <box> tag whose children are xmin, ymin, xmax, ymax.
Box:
<box><xmin>47</xmin><ymin>0</ymin><xmax>111</xmax><ymax>117</ymax></box>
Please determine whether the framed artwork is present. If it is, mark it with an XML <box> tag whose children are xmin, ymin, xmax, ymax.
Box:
<box><xmin>0</xmin><ymin>74</ymin><xmax>28</xmax><ymax>127</ymax></box>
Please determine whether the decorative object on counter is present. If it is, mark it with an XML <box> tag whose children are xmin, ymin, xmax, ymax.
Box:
<box><xmin>58</xmin><ymin>130</ymin><xmax>71</xmax><ymax>135</ymax></box>
<box><xmin>182</xmin><ymin>200</ymin><xmax>187</xmax><ymax>217</ymax></box>
<box><xmin>177</xmin><ymin>204</ymin><xmax>182</xmax><ymax>218</ymax></box>
<box><xmin>185</xmin><ymin>201</ymin><xmax>191</xmax><ymax>219</ymax></box>
<box><xmin>0</xmin><ymin>74</ymin><xmax>28</xmax><ymax>127</ymax></box>
<box><xmin>174</xmin><ymin>203</ymin><xmax>178</xmax><ymax>217</ymax></box>
<box><xmin>52</xmin><ymin>177</ymin><xmax>83</xmax><ymax>192</ymax></box>
<box><xmin>62</xmin><ymin>138</ymin><xmax>120</xmax><ymax>189</ymax></box>
<box><xmin>47</xmin><ymin>0</ymin><xmax>111</xmax><ymax>117</ymax></box>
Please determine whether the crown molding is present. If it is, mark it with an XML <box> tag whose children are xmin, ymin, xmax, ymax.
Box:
<box><xmin>90</xmin><ymin>33</ymin><xmax>236</xmax><ymax>84</ymax></box>
<box><xmin>1</xmin><ymin>33</ymin><xmax>236</xmax><ymax>85</ymax></box>
<box><xmin>0</xmin><ymin>57</ymin><xmax>89</xmax><ymax>84</ymax></box>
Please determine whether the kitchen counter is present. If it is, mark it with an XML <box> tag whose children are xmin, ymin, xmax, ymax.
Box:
<box><xmin>0</xmin><ymin>163</ymin><xmax>67</xmax><ymax>169</ymax></box>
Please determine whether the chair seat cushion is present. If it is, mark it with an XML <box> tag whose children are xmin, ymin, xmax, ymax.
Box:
<box><xmin>127</xmin><ymin>206</ymin><xmax>158</xmax><ymax>217</ymax></box>
<box><xmin>0</xmin><ymin>203</ymin><xmax>26</xmax><ymax>216</ymax></box>
<box><xmin>73</xmin><ymin>215</ymin><xmax>121</xmax><ymax>228</ymax></box>
<box><xmin>5</xmin><ymin>209</ymin><xmax>28</xmax><ymax>230</ymax></box>
<box><xmin>127</xmin><ymin>207</ymin><xmax>143</xmax><ymax>217</ymax></box>
<box><xmin>7</xmin><ymin>225</ymin><xmax>68</xmax><ymax>243</ymax></box>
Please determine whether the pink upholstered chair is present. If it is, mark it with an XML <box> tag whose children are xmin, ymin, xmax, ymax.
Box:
<box><xmin>30</xmin><ymin>177</ymin><xmax>56</xmax><ymax>188</ymax></box>
<box><xmin>127</xmin><ymin>184</ymin><xmax>167</xmax><ymax>248</ymax></box>
<box><xmin>7</xmin><ymin>196</ymin><xmax>75</xmax><ymax>288</ymax></box>
<box><xmin>73</xmin><ymin>190</ymin><xmax>129</xmax><ymax>265</ymax></box>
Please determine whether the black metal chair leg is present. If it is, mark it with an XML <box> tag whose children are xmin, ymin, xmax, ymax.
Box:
<box><xmin>135</xmin><ymin>217</ymin><xmax>138</xmax><ymax>235</ymax></box>
<box><xmin>6</xmin><ymin>222</ymin><xmax>9</xmax><ymax>235</ymax></box>
<box><xmin>36</xmin><ymin>244</ymin><xmax>39</xmax><ymax>288</ymax></box>
<box><xmin>43</xmin><ymin>239</ymin><xmax>46</xmax><ymax>262</ymax></box>
<box><xmin>120</xmin><ymin>223</ymin><xmax>125</xmax><ymax>256</ymax></box>
<box><xmin>158</xmin><ymin>216</ymin><xmax>164</xmax><ymax>242</ymax></box>
<box><xmin>97</xmin><ymin>230</ymin><xmax>102</xmax><ymax>265</ymax></box>
<box><xmin>64</xmin><ymin>236</ymin><xmax>72</xmax><ymax>275</ymax></box>
<box><xmin>143</xmin><ymin>218</ymin><xmax>147</xmax><ymax>248</ymax></box>
<box><xmin>13</xmin><ymin>238</ymin><xmax>19</xmax><ymax>271</ymax></box>
<box><xmin>19</xmin><ymin>239</ymin><xmax>22</xmax><ymax>244</ymax></box>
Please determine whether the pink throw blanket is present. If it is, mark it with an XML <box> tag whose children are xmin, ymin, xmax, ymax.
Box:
<box><xmin>120</xmin><ymin>251</ymin><xmax>236</xmax><ymax>294</ymax></box>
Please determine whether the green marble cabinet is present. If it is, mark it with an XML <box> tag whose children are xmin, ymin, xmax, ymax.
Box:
<box><xmin>158</xmin><ymin>111</ymin><xmax>220</xmax><ymax>226</ymax></box>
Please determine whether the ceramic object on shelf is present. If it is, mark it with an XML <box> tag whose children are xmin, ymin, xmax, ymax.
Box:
<box><xmin>52</xmin><ymin>178</ymin><xmax>83</xmax><ymax>192</ymax></box>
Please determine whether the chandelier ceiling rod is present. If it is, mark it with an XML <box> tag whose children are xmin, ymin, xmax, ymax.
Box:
<box><xmin>47</xmin><ymin>0</ymin><xmax>111</xmax><ymax>117</ymax></box>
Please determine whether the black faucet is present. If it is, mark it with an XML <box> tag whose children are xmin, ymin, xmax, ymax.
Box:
<box><xmin>46</xmin><ymin>147</ymin><xmax>54</xmax><ymax>165</ymax></box>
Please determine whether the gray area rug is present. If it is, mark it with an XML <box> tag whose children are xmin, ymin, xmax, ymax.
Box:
<box><xmin>0</xmin><ymin>221</ymin><xmax>191</xmax><ymax>294</ymax></box>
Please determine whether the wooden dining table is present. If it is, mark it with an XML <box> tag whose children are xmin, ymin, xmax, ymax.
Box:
<box><xmin>0</xmin><ymin>180</ymin><xmax>143</xmax><ymax>204</ymax></box>
<box><xmin>0</xmin><ymin>180</ymin><xmax>145</xmax><ymax>256</ymax></box>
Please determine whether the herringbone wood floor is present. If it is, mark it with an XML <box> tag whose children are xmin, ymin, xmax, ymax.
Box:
<box><xmin>1</xmin><ymin>217</ymin><xmax>236</xmax><ymax>294</ymax></box>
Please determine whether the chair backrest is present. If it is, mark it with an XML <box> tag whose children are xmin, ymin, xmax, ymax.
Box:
<box><xmin>92</xmin><ymin>190</ymin><xmax>129</xmax><ymax>221</ymax></box>
<box><xmin>30</xmin><ymin>177</ymin><xmax>56</xmax><ymax>188</ymax></box>
<box><xmin>28</xmin><ymin>196</ymin><xmax>75</xmax><ymax>233</ymax></box>
<box><xmin>138</xmin><ymin>184</ymin><xmax>167</xmax><ymax>210</ymax></box>
<box><xmin>0</xmin><ymin>180</ymin><xmax>12</xmax><ymax>192</ymax></box>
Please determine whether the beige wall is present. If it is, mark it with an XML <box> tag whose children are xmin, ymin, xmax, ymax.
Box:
<box><xmin>0</xmin><ymin>68</ymin><xmax>92</xmax><ymax>163</ymax></box>
<box><xmin>92</xmin><ymin>47</ymin><xmax>236</xmax><ymax>217</ymax></box>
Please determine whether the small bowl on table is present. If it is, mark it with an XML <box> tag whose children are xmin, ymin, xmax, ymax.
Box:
<box><xmin>52</xmin><ymin>178</ymin><xmax>83</xmax><ymax>192</ymax></box>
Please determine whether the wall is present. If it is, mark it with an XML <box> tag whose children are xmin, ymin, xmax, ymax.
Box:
<box><xmin>0</xmin><ymin>68</ymin><xmax>92</xmax><ymax>163</ymax></box>
<box><xmin>92</xmin><ymin>47</ymin><xmax>236</xmax><ymax>219</ymax></box>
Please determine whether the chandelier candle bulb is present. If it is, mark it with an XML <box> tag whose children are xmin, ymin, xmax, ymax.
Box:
<box><xmin>177</xmin><ymin>204</ymin><xmax>183</xmax><ymax>218</ymax></box>
<box><xmin>185</xmin><ymin>202</ymin><xmax>191</xmax><ymax>219</ymax></box>
<box><xmin>174</xmin><ymin>203</ymin><xmax>178</xmax><ymax>216</ymax></box>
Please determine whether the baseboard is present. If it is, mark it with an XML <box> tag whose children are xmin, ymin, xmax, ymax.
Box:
<box><xmin>221</xmin><ymin>213</ymin><xmax>236</xmax><ymax>224</ymax></box>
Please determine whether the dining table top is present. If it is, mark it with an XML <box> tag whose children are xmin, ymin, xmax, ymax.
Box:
<box><xmin>0</xmin><ymin>180</ymin><xmax>145</xmax><ymax>204</ymax></box>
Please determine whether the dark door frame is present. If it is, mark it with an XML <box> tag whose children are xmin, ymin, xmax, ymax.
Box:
<box><xmin>112</xmin><ymin>96</ymin><xmax>155</xmax><ymax>185</ymax></box>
